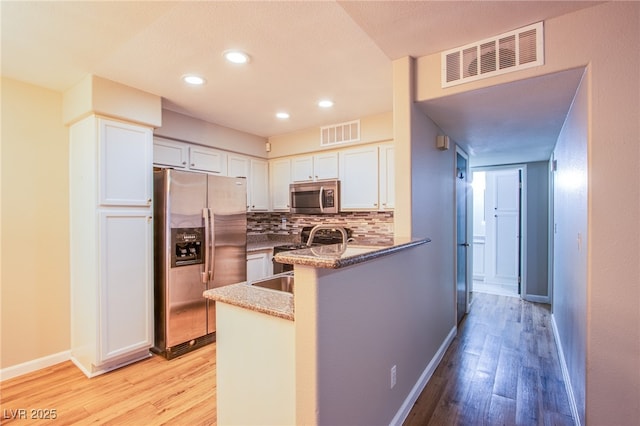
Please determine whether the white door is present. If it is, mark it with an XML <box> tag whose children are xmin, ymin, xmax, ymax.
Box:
<box><xmin>485</xmin><ymin>169</ymin><xmax>520</xmax><ymax>289</ymax></box>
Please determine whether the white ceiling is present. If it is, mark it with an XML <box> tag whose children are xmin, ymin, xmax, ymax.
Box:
<box><xmin>1</xmin><ymin>1</ymin><xmax>598</xmax><ymax>165</ymax></box>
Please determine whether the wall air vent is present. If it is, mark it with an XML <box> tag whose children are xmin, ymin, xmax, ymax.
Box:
<box><xmin>442</xmin><ymin>21</ymin><xmax>544</xmax><ymax>88</ymax></box>
<box><xmin>320</xmin><ymin>119</ymin><xmax>360</xmax><ymax>146</ymax></box>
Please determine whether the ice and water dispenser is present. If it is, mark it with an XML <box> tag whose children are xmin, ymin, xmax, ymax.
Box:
<box><xmin>170</xmin><ymin>227</ymin><xmax>204</xmax><ymax>267</ymax></box>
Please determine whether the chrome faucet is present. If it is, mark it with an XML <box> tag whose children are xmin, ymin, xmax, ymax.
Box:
<box><xmin>306</xmin><ymin>224</ymin><xmax>347</xmax><ymax>247</ymax></box>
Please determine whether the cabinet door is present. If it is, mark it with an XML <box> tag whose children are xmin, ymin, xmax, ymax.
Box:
<box><xmin>228</xmin><ymin>155</ymin><xmax>250</xmax><ymax>209</ymax></box>
<box><xmin>270</xmin><ymin>159</ymin><xmax>291</xmax><ymax>211</ymax></box>
<box><xmin>98</xmin><ymin>211</ymin><xmax>153</xmax><ymax>364</ymax></box>
<box><xmin>153</xmin><ymin>138</ymin><xmax>188</xmax><ymax>168</ymax></box>
<box><xmin>189</xmin><ymin>146</ymin><xmax>228</xmax><ymax>175</ymax></box>
<box><xmin>249</xmin><ymin>159</ymin><xmax>269</xmax><ymax>211</ymax></box>
<box><xmin>313</xmin><ymin>152</ymin><xmax>339</xmax><ymax>180</ymax></box>
<box><xmin>247</xmin><ymin>251</ymin><xmax>273</xmax><ymax>282</ymax></box>
<box><xmin>379</xmin><ymin>144</ymin><xmax>395</xmax><ymax>210</ymax></box>
<box><xmin>228</xmin><ymin>154</ymin><xmax>250</xmax><ymax>178</ymax></box>
<box><xmin>339</xmin><ymin>146</ymin><xmax>379</xmax><ymax>210</ymax></box>
<box><xmin>99</xmin><ymin>119</ymin><xmax>153</xmax><ymax>207</ymax></box>
<box><xmin>291</xmin><ymin>156</ymin><xmax>314</xmax><ymax>182</ymax></box>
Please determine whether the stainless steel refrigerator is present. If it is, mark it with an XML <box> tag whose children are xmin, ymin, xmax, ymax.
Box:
<box><xmin>153</xmin><ymin>169</ymin><xmax>247</xmax><ymax>359</ymax></box>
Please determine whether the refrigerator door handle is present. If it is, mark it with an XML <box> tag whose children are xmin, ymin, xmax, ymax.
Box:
<box><xmin>202</xmin><ymin>208</ymin><xmax>210</xmax><ymax>283</ymax></box>
<box><xmin>209</xmin><ymin>212</ymin><xmax>216</xmax><ymax>282</ymax></box>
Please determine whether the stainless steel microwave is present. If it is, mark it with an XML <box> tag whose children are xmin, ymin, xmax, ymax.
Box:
<box><xmin>289</xmin><ymin>180</ymin><xmax>340</xmax><ymax>214</ymax></box>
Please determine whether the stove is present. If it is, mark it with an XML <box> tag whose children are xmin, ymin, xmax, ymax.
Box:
<box><xmin>272</xmin><ymin>226</ymin><xmax>352</xmax><ymax>273</ymax></box>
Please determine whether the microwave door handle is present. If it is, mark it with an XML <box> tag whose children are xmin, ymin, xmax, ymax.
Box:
<box><xmin>202</xmin><ymin>208</ymin><xmax>210</xmax><ymax>283</ymax></box>
<box><xmin>319</xmin><ymin>186</ymin><xmax>324</xmax><ymax>213</ymax></box>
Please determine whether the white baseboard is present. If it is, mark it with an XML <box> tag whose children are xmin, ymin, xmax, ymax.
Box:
<box><xmin>0</xmin><ymin>350</ymin><xmax>71</xmax><ymax>382</ymax></box>
<box><xmin>389</xmin><ymin>326</ymin><xmax>457</xmax><ymax>426</ymax></box>
<box><xmin>551</xmin><ymin>314</ymin><xmax>581</xmax><ymax>426</ymax></box>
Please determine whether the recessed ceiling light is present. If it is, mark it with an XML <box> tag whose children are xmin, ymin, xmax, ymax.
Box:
<box><xmin>182</xmin><ymin>74</ymin><xmax>206</xmax><ymax>85</ymax></box>
<box><xmin>276</xmin><ymin>112</ymin><xmax>290</xmax><ymax>119</ymax></box>
<box><xmin>223</xmin><ymin>50</ymin><xmax>250</xmax><ymax>64</ymax></box>
<box><xmin>318</xmin><ymin>99</ymin><xmax>334</xmax><ymax>108</ymax></box>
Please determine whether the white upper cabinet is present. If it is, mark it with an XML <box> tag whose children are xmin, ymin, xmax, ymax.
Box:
<box><xmin>313</xmin><ymin>152</ymin><xmax>339</xmax><ymax>181</ymax></box>
<box><xmin>291</xmin><ymin>152</ymin><xmax>338</xmax><ymax>182</ymax></box>
<box><xmin>189</xmin><ymin>146</ymin><xmax>228</xmax><ymax>175</ymax></box>
<box><xmin>228</xmin><ymin>154</ymin><xmax>250</xmax><ymax>179</ymax></box>
<box><xmin>378</xmin><ymin>144</ymin><xmax>395</xmax><ymax>210</ymax></box>
<box><xmin>249</xmin><ymin>159</ymin><xmax>269</xmax><ymax>211</ymax></box>
<box><xmin>292</xmin><ymin>156</ymin><xmax>314</xmax><ymax>182</ymax></box>
<box><xmin>227</xmin><ymin>154</ymin><xmax>250</xmax><ymax>209</ymax></box>
<box><xmin>153</xmin><ymin>138</ymin><xmax>188</xmax><ymax>169</ymax></box>
<box><xmin>99</xmin><ymin>119</ymin><xmax>153</xmax><ymax>207</ymax></box>
<box><xmin>339</xmin><ymin>146</ymin><xmax>379</xmax><ymax>210</ymax></box>
<box><xmin>270</xmin><ymin>158</ymin><xmax>292</xmax><ymax>211</ymax></box>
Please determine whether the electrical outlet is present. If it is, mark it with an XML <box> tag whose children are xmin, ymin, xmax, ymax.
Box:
<box><xmin>390</xmin><ymin>365</ymin><xmax>397</xmax><ymax>389</ymax></box>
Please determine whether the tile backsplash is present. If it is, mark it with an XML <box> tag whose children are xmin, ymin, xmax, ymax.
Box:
<box><xmin>247</xmin><ymin>211</ymin><xmax>394</xmax><ymax>245</ymax></box>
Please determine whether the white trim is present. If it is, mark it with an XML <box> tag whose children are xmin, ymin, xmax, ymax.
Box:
<box><xmin>551</xmin><ymin>314</ymin><xmax>581</xmax><ymax>426</ymax></box>
<box><xmin>0</xmin><ymin>350</ymin><xmax>71</xmax><ymax>382</ymax></box>
<box><xmin>455</xmin><ymin>146</ymin><xmax>472</xmax><ymax>316</ymax></box>
<box><xmin>390</xmin><ymin>326</ymin><xmax>457</xmax><ymax>426</ymax></box>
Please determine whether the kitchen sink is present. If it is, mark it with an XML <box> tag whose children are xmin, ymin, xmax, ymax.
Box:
<box><xmin>248</xmin><ymin>272</ymin><xmax>294</xmax><ymax>294</ymax></box>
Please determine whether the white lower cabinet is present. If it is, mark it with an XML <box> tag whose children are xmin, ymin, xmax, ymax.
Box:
<box><xmin>247</xmin><ymin>250</ymin><xmax>273</xmax><ymax>282</ymax></box>
<box><xmin>98</xmin><ymin>211</ymin><xmax>153</xmax><ymax>363</ymax></box>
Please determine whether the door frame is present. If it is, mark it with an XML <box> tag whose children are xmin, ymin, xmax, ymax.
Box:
<box><xmin>455</xmin><ymin>146</ymin><xmax>472</xmax><ymax>318</ymax></box>
<box><xmin>471</xmin><ymin>164</ymin><xmax>528</xmax><ymax>299</ymax></box>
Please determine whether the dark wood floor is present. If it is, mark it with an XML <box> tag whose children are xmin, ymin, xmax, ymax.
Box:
<box><xmin>404</xmin><ymin>292</ymin><xmax>574</xmax><ymax>426</ymax></box>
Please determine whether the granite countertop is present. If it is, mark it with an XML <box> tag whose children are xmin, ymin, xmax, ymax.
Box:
<box><xmin>205</xmin><ymin>238</ymin><xmax>430</xmax><ymax>321</ymax></box>
<box><xmin>274</xmin><ymin>237</ymin><xmax>431</xmax><ymax>269</ymax></box>
<box><xmin>204</xmin><ymin>282</ymin><xmax>294</xmax><ymax>321</ymax></box>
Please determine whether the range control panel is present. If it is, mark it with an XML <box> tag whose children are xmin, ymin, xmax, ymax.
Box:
<box><xmin>171</xmin><ymin>227</ymin><xmax>204</xmax><ymax>267</ymax></box>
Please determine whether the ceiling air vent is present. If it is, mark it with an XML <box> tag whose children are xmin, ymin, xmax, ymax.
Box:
<box><xmin>442</xmin><ymin>22</ymin><xmax>544</xmax><ymax>88</ymax></box>
<box><xmin>320</xmin><ymin>119</ymin><xmax>360</xmax><ymax>146</ymax></box>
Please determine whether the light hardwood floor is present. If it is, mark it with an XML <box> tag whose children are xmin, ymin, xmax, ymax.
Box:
<box><xmin>1</xmin><ymin>345</ymin><xmax>217</xmax><ymax>425</ymax></box>
<box><xmin>2</xmin><ymin>293</ymin><xmax>573</xmax><ymax>425</ymax></box>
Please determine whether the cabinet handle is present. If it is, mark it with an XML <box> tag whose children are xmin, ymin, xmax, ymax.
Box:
<box><xmin>191</xmin><ymin>163</ymin><xmax>195</xmax><ymax>167</ymax></box>
<box><xmin>182</xmin><ymin>161</ymin><xmax>187</xmax><ymax>165</ymax></box>
<box><xmin>308</xmin><ymin>175</ymin><xmax>312</xmax><ymax>179</ymax></box>
<box><xmin>147</xmin><ymin>198</ymin><xmax>152</xmax><ymax>204</ymax></box>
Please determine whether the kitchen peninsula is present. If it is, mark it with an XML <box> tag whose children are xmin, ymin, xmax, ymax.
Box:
<box><xmin>204</xmin><ymin>237</ymin><xmax>449</xmax><ymax>426</ymax></box>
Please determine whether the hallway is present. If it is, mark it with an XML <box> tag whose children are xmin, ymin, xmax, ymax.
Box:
<box><xmin>404</xmin><ymin>292</ymin><xmax>573</xmax><ymax>425</ymax></box>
